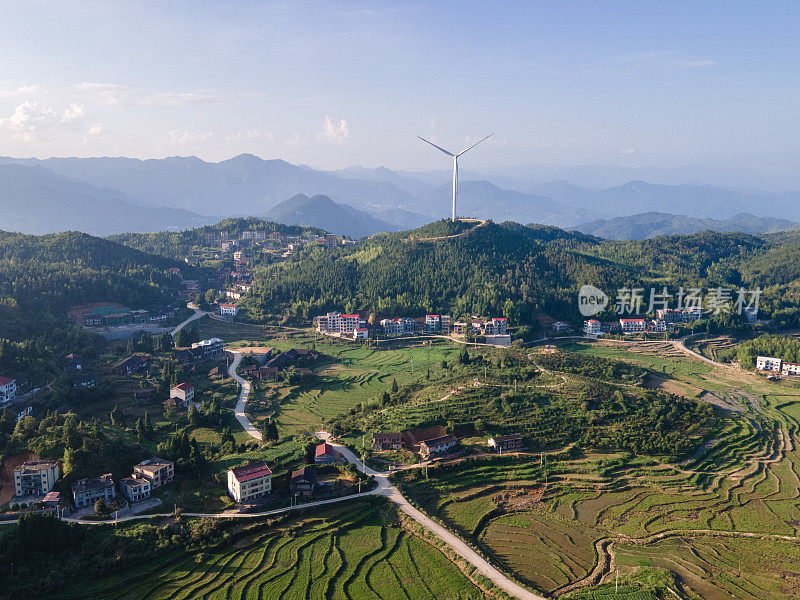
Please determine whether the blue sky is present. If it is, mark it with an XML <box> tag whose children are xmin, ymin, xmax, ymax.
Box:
<box><xmin>0</xmin><ymin>1</ymin><xmax>798</xmax><ymax>175</ymax></box>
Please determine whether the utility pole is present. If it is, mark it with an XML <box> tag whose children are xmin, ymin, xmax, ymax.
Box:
<box><xmin>514</xmin><ymin>379</ymin><xmax>517</xmax><ymax>393</ymax></box>
<box><xmin>410</xmin><ymin>357</ymin><xmax>413</xmax><ymax>376</ymax></box>
<box><xmin>615</xmin><ymin>570</ymin><xmax>619</xmax><ymax>593</ymax></box>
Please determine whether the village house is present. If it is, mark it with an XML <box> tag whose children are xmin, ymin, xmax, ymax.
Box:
<box><xmin>352</xmin><ymin>327</ymin><xmax>369</xmax><ymax>340</ymax></box>
<box><xmin>583</xmin><ymin>319</ymin><xmax>602</xmax><ymax>335</ymax></box>
<box><xmin>14</xmin><ymin>460</ymin><xmax>60</xmax><ymax>497</ymax></box>
<box><xmin>219</xmin><ymin>303</ymin><xmax>239</xmax><ymax>317</ymax></box>
<box><xmin>119</xmin><ymin>474</ymin><xmax>151</xmax><ymax>503</ymax></box>
<box><xmin>191</xmin><ymin>338</ymin><xmax>224</xmax><ymax>358</ymax></box>
<box><xmin>315</xmin><ymin>442</ymin><xmax>339</xmax><ymax>464</ymax></box>
<box><xmin>314</xmin><ymin>312</ymin><xmax>367</xmax><ymax>336</ymax></box>
<box><xmin>289</xmin><ymin>466</ymin><xmax>318</xmax><ymax>497</ymax></box>
<box><xmin>43</xmin><ymin>491</ymin><xmax>61</xmax><ymax>514</ymax></box>
<box><xmin>133</xmin><ymin>457</ymin><xmax>175</xmax><ymax>488</ymax></box>
<box><xmin>782</xmin><ymin>362</ymin><xmax>800</xmax><ymax>376</ymax></box>
<box><xmin>488</xmin><ymin>433</ymin><xmax>524</xmax><ymax>454</ymax></box>
<box><xmin>372</xmin><ymin>432</ymin><xmax>402</xmax><ymax>451</ymax></box>
<box><xmin>419</xmin><ymin>434</ymin><xmax>459</xmax><ymax>460</ymax></box>
<box><xmin>551</xmin><ymin>321</ymin><xmax>571</xmax><ymax>334</ymax></box>
<box><xmin>228</xmin><ymin>461</ymin><xmax>272</xmax><ymax>503</ymax></box>
<box><xmin>0</xmin><ymin>376</ymin><xmax>17</xmax><ymax>406</ymax></box>
<box><xmin>756</xmin><ymin>356</ymin><xmax>782</xmax><ymax>372</ymax></box>
<box><xmin>620</xmin><ymin>318</ymin><xmax>647</xmax><ymax>334</ymax></box>
<box><xmin>170</xmin><ymin>383</ymin><xmax>195</xmax><ymax>407</ymax></box>
<box><xmin>72</xmin><ymin>473</ymin><xmax>116</xmax><ymax>508</ymax></box>
<box><xmin>650</xmin><ymin>319</ymin><xmax>669</xmax><ymax>333</ymax></box>
<box><xmin>113</xmin><ymin>355</ymin><xmax>147</xmax><ymax>375</ymax></box>
<box><xmin>381</xmin><ymin>317</ymin><xmax>416</xmax><ymax>336</ymax></box>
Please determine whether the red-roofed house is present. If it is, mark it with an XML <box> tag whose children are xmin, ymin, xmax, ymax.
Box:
<box><xmin>170</xmin><ymin>382</ymin><xmax>195</xmax><ymax>406</ymax></box>
<box><xmin>0</xmin><ymin>376</ymin><xmax>16</xmax><ymax>406</ymax></box>
<box><xmin>352</xmin><ymin>327</ymin><xmax>369</xmax><ymax>340</ymax></box>
<box><xmin>620</xmin><ymin>318</ymin><xmax>647</xmax><ymax>334</ymax></box>
<box><xmin>315</xmin><ymin>442</ymin><xmax>339</xmax><ymax>464</ymax></box>
<box><xmin>219</xmin><ymin>303</ymin><xmax>239</xmax><ymax>317</ymax></box>
<box><xmin>227</xmin><ymin>461</ymin><xmax>272</xmax><ymax>503</ymax></box>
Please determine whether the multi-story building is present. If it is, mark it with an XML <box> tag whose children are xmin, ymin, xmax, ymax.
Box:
<box><xmin>352</xmin><ymin>327</ymin><xmax>369</xmax><ymax>340</ymax></box>
<box><xmin>552</xmin><ymin>321</ymin><xmax>571</xmax><ymax>334</ymax></box>
<box><xmin>219</xmin><ymin>303</ymin><xmax>239</xmax><ymax>317</ymax></box>
<box><xmin>452</xmin><ymin>322</ymin><xmax>467</xmax><ymax>336</ymax></box>
<box><xmin>191</xmin><ymin>338</ymin><xmax>224</xmax><ymax>357</ymax></box>
<box><xmin>584</xmin><ymin>319</ymin><xmax>602</xmax><ymax>335</ymax></box>
<box><xmin>170</xmin><ymin>383</ymin><xmax>195</xmax><ymax>406</ymax></box>
<box><xmin>419</xmin><ymin>435</ymin><xmax>458</xmax><ymax>460</ymax></box>
<box><xmin>133</xmin><ymin>457</ymin><xmax>175</xmax><ymax>488</ymax></box>
<box><xmin>425</xmin><ymin>315</ymin><xmax>441</xmax><ymax>332</ymax></box>
<box><xmin>650</xmin><ymin>319</ymin><xmax>668</xmax><ymax>333</ymax></box>
<box><xmin>72</xmin><ymin>474</ymin><xmax>115</xmax><ymax>507</ymax></box>
<box><xmin>119</xmin><ymin>474</ymin><xmax>151</xmax><ymax>503</ymax></box>
<box><xmin>380</xmin><ymin>317</ymin><xmax>416</xmax><ymax>335</ymax></box>
<box><xmin>228</xmin><ymin>461</ymin><xmax>272</xmax><ymax>503</ymax></box>
<box><xmin>484</xmin><ymin>318</ymin><xmax>508</xmax><ymax>335</ymax></box>
<box><xmin>756</xmin><ymin>356</ymin><xmax>782</xmax><ymax>372</ymax></box>
<box><xmin>314</xmin><ymin>312</ymin><xmax>367</xmax><ymax>336</ymax></box>
<box><xmin>14</xmin><ymin>460</ymin><xmax>59</xmax><ymax>497</ymax></box>
<box><xmin>0</xmin><ymin>376</ymin><xmax>16</xmax><ymax>406</ymax></box>
<box><xmin>620</xmin><ymin>318</ymin><xmax>647</xmax><ymax>334</ymax></box>
<box><xmin>488</xmin><ymin>433</ymin><xmax>524</xmax><ymax>453</ymax></box>
<box><xmin>782</xmin><ymin>362</ymin><xmax>800</xmax><ymax>376</ymax></box>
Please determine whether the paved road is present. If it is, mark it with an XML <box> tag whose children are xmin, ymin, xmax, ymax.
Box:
<box><xmin>229</xmin><ymin>353</ymin><xmax>262</xmax><ymax>441</ymax></box>
<box><xmin>171</xmin><ymin>304</ymin><xmax>206</xmax><ymax>337</ymax></box>
<box><xmin>315</xmin><ymin>433</ymin><xmax>547</xmax><ymax>600</ymax></box>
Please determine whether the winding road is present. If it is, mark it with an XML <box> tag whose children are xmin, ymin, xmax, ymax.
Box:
<box><xmin>171</xmin><ymin>303</ymin><xmax>207</xmax><ymax>337</ymax></box>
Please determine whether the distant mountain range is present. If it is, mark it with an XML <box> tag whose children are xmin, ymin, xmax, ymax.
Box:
<box><xmin>574</xmin><ymin>211</ymin><xmax>799</xmax><ymax>240</ymax></box>
<box><xmin>0</xmin><ymin>163</ymin><xmax>214</xmax><ymax>236</ymax></box>
<box><xmin>0</xmin><ymin>154</ymin><xmax>799</xmax><ymax>238</ymax></box>
<box><xmin>264</xmin><ymin>194</ymin><xmax>402</xmax><ymax>238</ymax></box>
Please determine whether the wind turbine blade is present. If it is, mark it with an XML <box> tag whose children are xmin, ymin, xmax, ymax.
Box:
<box><xmin>456</xmin><ymin>133</ymin><xmax>495</xmax><ymax>157</ymax></box>
<box><xmin>418</xmin><ymin>136</ymin><xmax>454</xmax><ymax>157</ymax></box>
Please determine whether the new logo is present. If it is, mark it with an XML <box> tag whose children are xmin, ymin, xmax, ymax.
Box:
<box><xmin>578</xmin><ymin>285</ymin><xmax>608</xmax><ymax>317</ymax></box>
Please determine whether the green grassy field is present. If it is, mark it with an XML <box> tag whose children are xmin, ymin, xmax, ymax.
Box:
<box><xmin>53</xmin><ymin>499</ymin><xmax>484</xmax><ymax>600</ymax></box>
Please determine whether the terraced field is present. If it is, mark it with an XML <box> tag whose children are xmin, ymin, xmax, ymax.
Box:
<box><xmin>55</xmin><ymin>499</ymin><xmax>483</xmax><ymax>600</ymax></box>
<box><xmin>397</xmin><ymin>342</ymin><xmax>800</xmax><ymax>598</ymax></box>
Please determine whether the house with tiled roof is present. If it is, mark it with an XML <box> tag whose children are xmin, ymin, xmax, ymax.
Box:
<box><xmin>227</xmin><ymin>461</ymin><xmax>272</xmax><ymax>503</ymax></box>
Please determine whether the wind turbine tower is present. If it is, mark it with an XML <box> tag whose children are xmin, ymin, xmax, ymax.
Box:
<box><xmin>418</xmin><ymin>133</ymin><xmax>494</xmax><ymax>222</ymax></box>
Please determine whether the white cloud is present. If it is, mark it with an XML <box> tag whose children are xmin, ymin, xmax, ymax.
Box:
<box><xmin>73</xmin><ymin>83</ymin><xmax>224</xmax><ymax>107</ymax></box>
<box><xmin>226</xmin><ymin>129</ymin><xmax>273</xmax><ymax>141</ymax></box>
<box><xmin>620</xmin><ymin>148</ymin><xmax>636</xmax><ymax>155</ymax></box>
<box><xmin>73</xmin><ymin>82</ymin><xmax>129</xmax><ymax>106</ymax></box>
<box><xmin>16</xmin><ymin>85</ymin><xmax>39</xmax><ymax>94</ymax></box>
<box><xmin>169</xmin><ymin>129</ymin><xmax>214</xmax><ymax>144</ymax></box>
<box><xmin>615</xmin><ymin>51</ymin><xmax>716</xmax><ymax>69</ymax></box>
<box><xmin>285</xmin><ymin>132</ymin><xmax>305</xmax><ymax>147</ymax></box>
<box><xmin>62</xmin><ymin>103</ymin><xmax>86</xmax><ymax>122</ymax></box>
<box><xmin>0</xmin><ymin>101</ymin><xmax>56</xmax><ymax>132</ymax></box>
<box><xmin>317</xmin><ymin>115</ymin><xmax>349</xmax><ymax>143</ymax></box>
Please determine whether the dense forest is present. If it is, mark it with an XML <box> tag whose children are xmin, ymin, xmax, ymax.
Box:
<box><xmin>0</xmin><ymin>230</ymin><xmax>199</xmax><ymax>380</ymax></box>
<box><xmin>734</xmin><ymin>333</ymin><xmax>800</xmax><ymax>369</ymax></box>
<box><xmin>234</xmin><ymin>220</ymin><xmax>800</xmax><ymax>333</ymax></box>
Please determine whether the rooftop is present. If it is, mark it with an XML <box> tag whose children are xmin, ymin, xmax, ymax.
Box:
<box><xmin>136</xmin><ymin>457</ymin><xmax>172</xmax><ymax>468</ymax></box>
<box><xmin>315</xmin><ymin>442</ymin><xmax>335</xmax><ymax>457</ymax></box>
<box><xmin>172</xmin><ymin>382</ymin><xmax>194</xmax><ymax>392</ymax></box>
<box><xmin>0</xmin><ymin>376</ymin><xmax>14</xmax><ymax>385</ymax></box>
<box><xmin>421</xmin><ymin>434</ymin><xmax>458</xmax><ymax>447</ymax></box>
<box><xmin>72</xmin><ymin>474</ymin><xmax>114</xmax><ymax>493</ymax></box>
<box><xmin>230</xmin><ymin>461</ymin><xmax>272</xmax><ymax>482</ymax></box>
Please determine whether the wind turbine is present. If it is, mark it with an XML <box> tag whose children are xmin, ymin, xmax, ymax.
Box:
<box><xmin>418</xmin><ymin>133</ymin><xmax>494</xmax><ymax>222</ymax></box>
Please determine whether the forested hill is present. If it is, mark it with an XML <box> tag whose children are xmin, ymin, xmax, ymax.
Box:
<box><xmin>110</xmin><ymin>217</ymin><xmax>325</xmax><ymax>260</ymax></box>
<box><xmin>242</xmin><ymin>219</ymin><xmax>800</xmax><ymax>330</ymax></box>
<box><xmin>0</xmin><ymin>230</ymin><xmax>194</xmax><ymax>341</ymax></box>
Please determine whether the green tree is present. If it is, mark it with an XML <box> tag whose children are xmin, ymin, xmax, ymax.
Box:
<box><xmin>188</xmin><ymin>403</ymin><xmax>200</xmax><ymax>427</ymax></box>
<box><xmin>110</xmin><ymin>405</ymin><xmax>121</xmax><ymax>427</ymax></box>
<box><xmin>136</xmin><ymin>418</ymin><xmax>145</xmax><ymax>443</ymax></box>
<box><xmin>391</xmin><ymin>378</ymin><xmax>398</xmax><ymax>393</ymax></box>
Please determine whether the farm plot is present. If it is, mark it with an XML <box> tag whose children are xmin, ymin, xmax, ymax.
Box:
<box><xmin>53</xmin><ymin>499</ymin><xmax>483</xmax><ymax>600</ymax></box>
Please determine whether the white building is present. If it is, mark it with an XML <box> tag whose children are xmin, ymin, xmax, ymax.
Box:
<box><xmin>650</xmin><ymin>319</ymin><xmax>668</xmax><ymax>333</ymax></box>
<box><xmin>133</xmin><ymin>457</ymin><xmax>175</xmax><ymax>488</ymax></box>
<box><xmin>191</xmin><ymin>337</ymin><xmax>224</xmax><ymax>357</ymax></box>
<box><xmin>584</xmin><ymin>319</ymin><xmax>602</xmax><ymax>335</ymax></box>
<box><xmin>170</xmin><ymin>383</ymin><xmax>195</xmax><ymax>405</ymax></box>
<box><xmin>219</xmin><ymin>303</ymin><xmax>239</xmax><ymax>316</ymax></box>
<box><xmin>228</xmin><ymin>461</ymin><xmax>272</xmax><ymax>503</ymax></box>
<box><xmin>14</xmin><ymin>460</ymin><xmax>60</xmax><ymax>497</ymax></box>
<box><xmin>782</xmin><ymin>362</ymin><xmax>800</xmax><ymax>376</ymax></box>
<box><xmin>484</xmin><ymin>318</ymin><xmax>508</xmax><ymax>335</ymax></box>
<box><xmin>314</xmin><ymin>312</ymin><xmax>366</xmax><ymax>336</ymax></box>
<box><xmin>756</xmin><ymin>356</ymin><xmax>782</xmax><ymax>372</ymax></box>
<box><xmin>0</xmin><ymin>376</ymin><xmax>16</xmax><ymax>406</ymax></box>
<box><xmin>620</xmin><ymin>318</ymin><xmax>647</xmax><ymax>334</ymax></box>
<box><xmin>380</xmin><ymin>317</ymin><xmax>415</xmax><ymax>335</ymax></box>
<box><xmin>352</xmin><ymin>327</ymin><xmax>369</xmax><ymax>340</ymax></box>
<box><xmin>120</xmin><ymin>474</ymin><xmax>151</xmax><ymax>503</ymax></box>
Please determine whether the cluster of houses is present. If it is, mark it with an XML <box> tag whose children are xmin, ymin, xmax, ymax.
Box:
<box><xmin>314</xmin><ymin>311</ymin><xmax>511</xmax><ymax>344</ymax></box>
<box><xmin>68</xmin><ymin>302</ymin><xmax>177</xmax><ymax>328</ymax></box>
<box><xmin>226</xmin><ymin>442</ymin><xmax>344</xmax><ymax>504</ymax></box>
<box><xmin>584</xmin><ymin>305</ymin><xmax>758</xmax><ymax>337</ymax></box>
<box><xmin>371</xmin><ymin>426</ymin><xmax>525</xmax><ymax>459</ymax></box>
<box><xmin>756</xmin><ymin>356</ymin><xmax>800</xmax><ymax>377</ymax></box>
<box><xmin>238</xmin><ymin>348</ymin><xmax>320</xmax><ymax>381</ymax></box>
<box><xmin>314</xmin><ymin>312</ymin><xmax>370</xmax><ymax>340</ymax></box>
<box><xmin>12</xmin><ymin>457</ymin><xmax>174</xmax><ymax>510</ymax></box>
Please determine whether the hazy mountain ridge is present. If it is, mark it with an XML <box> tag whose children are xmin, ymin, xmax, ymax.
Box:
<box><xmin>263</xmin><ymin>194</ymin><xmax>401</xmax><ymax>238</ymax></box>
<box><xmin>574</xmin><ymin>211</ymin><xmax>799</xmax><ymax>240</ymax></box>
